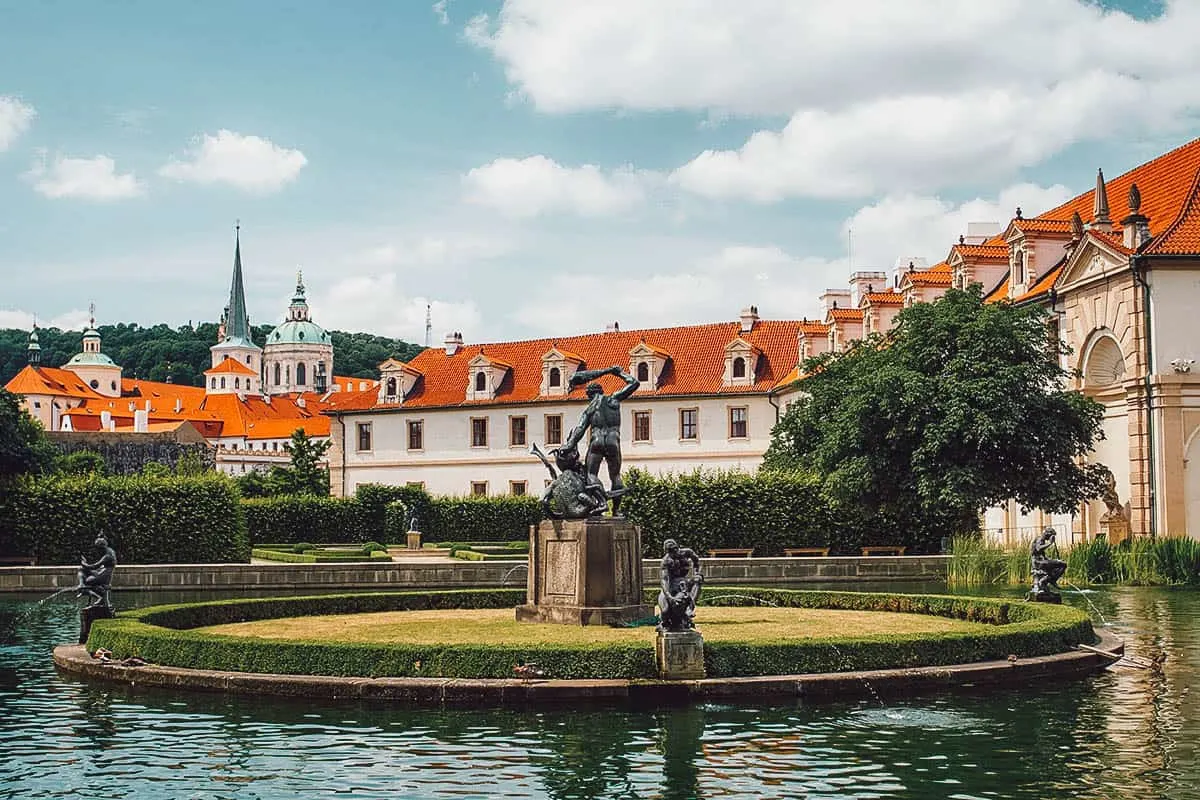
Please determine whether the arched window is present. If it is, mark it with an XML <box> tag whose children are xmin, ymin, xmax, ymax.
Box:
<box><xmin>274</xmin><ymin>363</ymin><xmax>281</xmax><ymax>385</ymax></box>
<box><xmin>386</xmin><ymin>377</ymin><xmax>397</xmax><ymax>396</ymax></box>
<box><xmin>297</xmin><ymin>362</ymin><xmax>307</xmax><ymax>386</ymax></box>
<box><xmin>1013</xmin><ymin>249</ymin><xmax>1026</xmax><ymax>285</ymax></box>
<box><xmin>636</xmin><ymin>362</ymin><xmax>649</xmax><ymax>383</ymax></box>
<box><xmin>246</xmin><ymin>355</ymin><xmax>252</xmax><ymax>366</ymax></box>
<box><xmin>732</xmin><ymin>357</ymin><xmax>746</xmax><ymax>378</ymax></box>
<box><xmin>235</xmin><ymin>377</ymin><xmax>241</xmax><ymax>389</ymax></box>
<box><xmin>211</xmin><ymin>378</ymin><xmax>216</xmax><ymax>389</ymax></box>
<box><xmin>475</xmin><ymin>372</ymin><xmax>487</xmax><ymax>392</ymax></box>
<box><xmin>220</xmin><ymin>377</ymin><xmax>226</xmax><ymax>389</ymax></box>
<box><xmin>549</xmin><ymin>367</ymin><xmax>561</xmax><ymax>387</ymax></box>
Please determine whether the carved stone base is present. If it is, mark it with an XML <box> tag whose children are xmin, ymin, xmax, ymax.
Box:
<box><xmin>1026</xmin><ymin>589</ymin><xmax>1063</xmax><ymax>604</ymax></box>
<box><xmin>79</xmin><ymin>604</ymin><xmax>114</xmax><ymax>644</ymax></box>
<box><xmin>406</xmin><ymin>531</ymin><xmax>422</xmax><ymax>550</ymax></box>
<box><xmin>656</xmin><ymin>629</ymin><xmax>706</xmax><ymax>680</ymax></box>
<box><xmin>1099</xmin><ymin>515</ymin><xmax>1130</xmax><ymax>545</ymax></box>
<box><xmin>517</xmin><ymin>517</ymin><xmax>651</xmax><ymax>626</ymax></box>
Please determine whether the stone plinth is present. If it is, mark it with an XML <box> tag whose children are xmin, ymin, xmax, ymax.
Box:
<box><xmin>79</xmin><ymin>605</ymin><xmax>114</xmax><ymax>644</ymax></box>
<box><xmin>1099</xmin><ymin>515</ymin><xmax>1130</xmax><ymax>545</ymax></box>
<box><xmin>406</xmin><ymin>531</ymin><xmax>422</xmax><ymax>550</ymax></box>
<box><xmin>656</xmin><ymin>629</ymin><xmax>705</xmax><ymax>680</ymax></box>
<box><xmin>516</xmin><ymin>518</ymin><xmax>651</xmax><ymax>626</ymax></box>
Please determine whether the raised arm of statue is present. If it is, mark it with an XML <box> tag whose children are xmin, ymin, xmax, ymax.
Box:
<box><xmin>611</xmin><ymin>367</ymin><xmax>640</xmax><ymax>401</ymax></box>
<box><xmin>562</xmin><ymin>414</ymin><xmax>590</xmax><ymax>451</ymax></box>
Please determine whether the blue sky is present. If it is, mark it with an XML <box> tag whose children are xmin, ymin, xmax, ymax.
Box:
<box><xmin>1</xmin><ymin>0</ymin><xmax>1195</xmax><ymax>345</ymax></box>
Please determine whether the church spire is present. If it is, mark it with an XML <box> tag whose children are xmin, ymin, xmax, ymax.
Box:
<box><xmin>224</xmin><ymin>222</ymin><xmax>253</xmax><ymax>344</ymax></box>
<box><xmin>26</xmin><ymin>324</ymin><xmax>41</xmax><ymax>366</ymax></box>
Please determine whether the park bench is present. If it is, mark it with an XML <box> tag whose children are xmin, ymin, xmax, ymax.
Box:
<box><xmin>707</xmin><ymin>548</ymin><xmax>754</xmax><ymax>558</ymax></box>
<box><xmin>860</xmin><ymin>546</ymin><xmax>906</xmax><ymax>556</ymax></box>
<box><xmin>0</xmin><ymin>555</ymin><xmax>37</xmax><ymax>566</ymax></box>
<box><xmin>783</xmin><ymin>547</ymin><xmax>830</xmax><ymax>557</ymax></box>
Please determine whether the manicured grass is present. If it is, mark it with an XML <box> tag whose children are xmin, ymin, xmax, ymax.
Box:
<box><xmin>197</xmin><ymin>606</ymin><xmax>991</xmax><ymax>645</ymax></box>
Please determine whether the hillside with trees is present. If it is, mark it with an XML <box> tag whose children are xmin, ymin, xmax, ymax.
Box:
<box><xmin>0</xmin><ymin>323</ymin><xmax>422</xmax><ymax>387</ymax></box>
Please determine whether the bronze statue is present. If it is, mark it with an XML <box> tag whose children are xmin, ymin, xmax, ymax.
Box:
<box><xmin>77</xmin><ymin>536</ymin><xmax>116</xmax><ymax>610</ymax></box>
<box><xmin>562</xmin><ymin>365</ymin><xmax>640</xmax><ymax>516</ymax></box>
<box><xmin>1029</xmin><ymin>527</ymin><xmax>1067</xmax><ymax>603</ymax></box>
<box><xmin>532</xmin><ymin>442</ymin><xmax>607</xmax><ymax>519</ymax></box>
<box><xmin>658</xmin><ymin>539</ymin><xmax>703</xmax><ymax>632</ymax></box>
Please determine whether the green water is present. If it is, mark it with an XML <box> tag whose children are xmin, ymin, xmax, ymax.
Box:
<box><xmin>1</xmin><ymin>586</ymin><xmax>1196</xmax><ymax>799</ymax></box>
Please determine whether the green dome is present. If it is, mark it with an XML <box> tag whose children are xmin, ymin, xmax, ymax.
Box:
<box><xmin>65</xmin><ymin>351</ymin><xmax>118</xmax><ymax>367</ymax></box>
<box><xmin>267</xmin><ymin>319</ymin><xmax>331</xmax><ymax>346</ymax></box>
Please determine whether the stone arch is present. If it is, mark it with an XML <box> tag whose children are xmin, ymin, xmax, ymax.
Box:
<box><xmin>1081</xmin><ymin>331</ymin><xmax>1127</xmax><ymax>389</ymax></box>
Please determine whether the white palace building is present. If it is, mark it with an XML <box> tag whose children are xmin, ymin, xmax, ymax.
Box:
<box><xmin>328</xmin><ymin>137</ymin><xmax>1200</xmax><ymax>541</ymax></box>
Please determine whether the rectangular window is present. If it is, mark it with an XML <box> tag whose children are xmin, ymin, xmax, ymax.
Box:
<box><xmin>471</xmin><ymin>481</ymin><xmax>488</xmax><ymax>497</ymax></box>
<box><xmin>356</xmin><ymin>422</ymin><xmax>372</xmax><ymax>451</ymax></box>
<box><xmin>510</xmin><ymin>415</ymin><xmax>527</xmax><ymax>447</ymax></box>
<box><xmin>510</xmin><ymin>480</ymin><xmax>527</xmax><ymax>496</ymax></box>
<box><xmin>729</xmin><ymin>407</ymin><xmax>748</xmax><ymax>439</ymax></box>
<box><xmin>679</xmin><ymin>408</ymin><xmax>698</xmax><ymax>441</ymax></box>
<box><xmin>633</xmin><ymin>410</ymin><xmax>651</xmax><ymax>442</ymax></box>
<box><xmin>471</xmin><ymin>417</ymin><xmax>488</xmax><ymax>448</ymax></box>
<box><xmin>407</xmin><ymin>420</ymin><xmax>424</xmax><ymax>451</ymax></box>
<box><xmin>545</xmin><ymin>414</ymin><xmax>563</xmax><ymax>445</ymax></box>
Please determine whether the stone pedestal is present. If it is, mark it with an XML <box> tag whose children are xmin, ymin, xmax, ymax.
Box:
<box><xmin>516</xmin><ymin>518</ymin><xmax>651</xmax><ymax>626</ymax></box>
<box><xmin>406</xmin><ymin>531</ymin><xmax>422</xmax><ymax>550</ymax></box>
<box><xmin>1099</xmin><ymin>515</ymin><xmax>1130</xmax><ymax>545</ymax></box>
<box><xmin>79</xmin><ymin>605</ymin><xmax>114</xmax><ymax>645</ymax></box>
<box><xmin>656</xmin><ymin>629</ymin><xmax>706</xmax><ymax>680</ymax></box>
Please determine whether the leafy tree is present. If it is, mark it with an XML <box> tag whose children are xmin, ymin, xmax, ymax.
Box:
<box><xmin>765</xmin><ymin>286</ymin><xmax>1106</xmax><ymax>540</ymax></box>
<box><xmin>270</xmin><ymin>429</ymin><xmax>332</xmax><ymax>496</ymax></box>
<box><xmin>0</xmin><ymin>389</ymin><xmax>56</xmax><ymax>484</ymax></box>
<box><xmin>55</xmin><ymin>450</ymin><xmax>107</xmax><ymax>477</ymax></box>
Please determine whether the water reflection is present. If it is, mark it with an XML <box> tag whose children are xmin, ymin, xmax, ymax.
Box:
<box><xmin>1</xmin><ymin>588</ymin><xmax>1199</xmax><ymax>798</ymax></box>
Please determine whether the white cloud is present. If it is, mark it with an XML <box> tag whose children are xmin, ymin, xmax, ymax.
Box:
<box><xmin>0</xmin><ymin>308</ymin><xmax>93</xmax><ymax>331</ymax></box>
<box><xmin>433</xmin><ymin>0</ymin><xmax>449</xmax><ymax>24</ymax></box>
<box><xmin>463</xmin><ymin>155</ymin><xmax>651</xmax><ymax>218</ymax></box>
<box><xmin>158</xmin><ymin>130</ymin><xmax>307</xmax><ymax>192</ymax></box>
<box><xmin>25</xmin><ymin>153</ymin><xmax>144</xmax><ymax>200</ymax></box>
<box><xmin>0</xmin><ymin>96</ymin><xmax>36</xmax><ymax>151</ymax></box>
<box><xmin>358</xmin><ymin>234</ymin><xmax>513</xmax><ymax>269</ymax></box>
<box><xmin>316</xmin><ymin>273</ymin><xmax>481</xmax><ymax>342</ymax></box>
<box><xmin>469</xmin><ymin>1</ymin><xmax>1200</xmax><ymax>199</ymax></box>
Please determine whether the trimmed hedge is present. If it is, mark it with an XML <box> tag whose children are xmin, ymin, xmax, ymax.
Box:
<box><xmin>0</xmin><ymin>474</ymin><xmax>248</xmax><ymax>564</ymax></box>
<box><xmin>622</xmin><ymin>469</ymin><xmax>941</xmax><ymax>556</ymax></box>
<box><xmin>242</xmin><ymin>496</ymin><xmax>370</xmax><ymax>545</ymax></box>
<box><xmin>87</xmin><ymin>588</ymin><xmax>1093</xmax><ymax>680</ymax></box>
<box><xmin>379</xmin><ymin>490</ymin><xmax>540</xmax><ymax>544</ymax></box>
<box><xmin>250</xmin><ymin>548</ymin><xmax>393</xmax><ymax>564</ymax></box>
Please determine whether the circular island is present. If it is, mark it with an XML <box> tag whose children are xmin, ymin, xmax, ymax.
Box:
<box><xmin>53</xmin><ymin>587</ymin><xmax>1122</xmax><ymax>707</ymax></box>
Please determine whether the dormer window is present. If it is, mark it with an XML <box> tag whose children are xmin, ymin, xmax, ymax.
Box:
<box><xmin>636</xmin><ymin>362</ymin><xmax>649</xmax><ymax>383</ymax></box>
<box><xmin>540</xmin><ymin>347</ymin><xmax>582</xmax><ymax>397</ymax></box>
<box><xmin>475</xmin><ymin>372</ymin><xmax>486</xmax><ymax>392</ymax></box>
<box><xmin>1013</xmin><ymin>249</ymin><xmax>1026</xmax><ymax>287</ymax></box>
<box><xmin>467</xmin><ymin>352</ymin><xmax>511</xmax><ymax>401</ymax></box>
<box><xmin>723</xmin><ymin>338</ymin><xmax>760</xmax><ymax>387</ymax></box>
<box><xmin>628</xmin><ymin>340</ymin><xmax>672</xmax><ymax>390</ymax></box>
<box><xmin>376</xmin><ymin>358</ymin><xmax>423</xmax><ymax>405</ymax></box>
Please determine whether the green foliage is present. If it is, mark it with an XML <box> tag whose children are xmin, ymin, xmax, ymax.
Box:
<box><xmin>275</xmin><ymin>429</ymin><xmax>332</xmax><ymax>495</ymax></box>
<box><xmin>0</xmin><ymin>474</ymin><xmax>248</xmax><ymax>564</ymax></box>
<box><xmin>946</xmin><ymin>536</ymin><xmax>1029</xmax><ymax>588</ymax></box>
<box><xmin>0</xmin><ymin>323</ymin><xmax>422</xmax><ymax>387</ymax></box>
<box><xmin>251</xmin><ymin>547</ymin><xmax>393</xmax><ymax>563</ymax></box>
<box><xmin>365</xmin><ymin>485</ymin><xmax>537</xmax><ymax>544</ymax></box>
<box><xmin>361</xmin><ymin>541</ymin><xmax>386</xmax><ymax>555</ymax></box>
<box><xmin>232</xmin><ymin>469</ymin><xmax>274</xmax><ymax>498</ymax></box>
<box><xmin>87</xmin><ymin>588</ymin><xmax>1092</xmax><ymax>680</ymax></box>
<box><xmin>173</xmin><ymin>450</ymin><xmax>208</xmax><ymax>477</ymax></box>
<box><xmin>622</xmin><ymin>468</ymin><xmax>932</xmax><ymax>554</ymax></box>
<box><xmin>292</xmin><ymin>542</ymin><xmax>316</xmax><ymax>553</ymax></box>
<box><xmin>359</xmin><ymin>484</ymin><xmax>433</xmax><ymax>539</ymax></box>
<box><xmin>242</xmin><ymin>496</ymin><xmax>370</xmax><ymax>544</ymax></box>
<box><xmin>140</xmin><ymin>462</ymin><xmax>173</xmax><ymax>478</ymax></box>
<box><xmin>0</xmin><ymin>388</ymin><xmax>56</xmax><ymax>484</ymax></box>
<box><xmin>765</xmin><ymin>286</ymin><xmax>1107</xmax><ymax>543</ymax></box>
<box><xmin>951</xmin><ymin>535</ymin><xmax>1200</xmax><ymax>587</ymax></box>
<box><xmin>55</xmin><ymin>449</ymin><xmax>107</xmax><ymax>477</ymax></box>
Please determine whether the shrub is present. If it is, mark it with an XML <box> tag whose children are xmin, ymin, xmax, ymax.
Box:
<box><xmin>361</xmin><ymin>541</ymin><xmax>386</xmax><ymax>555</ymax></box>
<box><xmin>623</xmin><ymin>468</ymin><xmax>929</xmax><ymax>556</ymax></box>
<box><xmin>251</xmin><ymin>548</ymin><xmax>393</xmax><ymax>564</ymax></box>
<box><xmin>368</xmin><ymin>487</ymin><xmax>539</xmax><ymax>544</ymax></box>
<box><xmin>0</xmin><ymin>474</ymin><xmax>248</xmax><ymax>564</ymax></box>
<box><xmin>357</xmin><ymin>484</ymin><xmax>432</xmax><ymax>540</ymax></box>
<box><xmin>291</xmin><ymin>542</ymin><xmax>316</xmax><ymax>554</ymax></box>
<box><xmin>242</xmin><ymin>496</ymin><xmax>370</xmax><ymax>544</ymax></box>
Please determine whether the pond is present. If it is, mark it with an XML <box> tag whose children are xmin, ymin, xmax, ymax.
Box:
<box><xmin>1</xmin><ymin>586</ymin><xmax>1197</xmax><ymax>799</ymax></box>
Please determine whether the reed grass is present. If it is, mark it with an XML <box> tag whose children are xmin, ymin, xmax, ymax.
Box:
<box><xmin>950</xmin><ymin>535</ymin><xmax>1200</xmax><ymax>587</ymax></box>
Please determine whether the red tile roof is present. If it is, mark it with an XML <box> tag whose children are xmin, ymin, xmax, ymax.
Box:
<box><xmin>952</xmin><ymin>244</ymin><xmax>1009</xmax><ymax>260</ymax></box>
<box><xmin>983</xmin><ymin>275</ymin><xmax>1010</xmax><ymax>303</ymax></box>
<box><xmin>327</xmin><ymin>320</ymin><xmax>805</xmax><ymax>412</ymax></box>
<box><xmin>1012</xmin><ymin>218</ymin><xmax>1073</xmax><ymax>235</ymax></box>
<box><xmin>1013</xmin><ymin>261</ymin><xmax>1066</xmax><ymax>304</ymax></box>
<box><xmin>205</xmin><ymin>359</ymin><xmax>258</xmax><ymax>375</ymax></box>
<box><xmin>1146</xmin><ymin>166</ymin><xmax>1200</xmax><ymax>255</ymax></box>
<box><xmin>797</xmin><ymin>321</ymin><xmax>830</xmax><ymax>336</ymax></box>
<box><xmin>827</xmin><ymin>308</ymin><xmax>864</xmax><ymax>322</ymax></box>
<box><xmin>862</xmin><ymin>292</ymin><xmax>905</xmax><ymax>306</ymax></box>
<box><xmin>5</xmin><ymin>366</ymin><xmax>106</xmax><ymax>399</ymax></box>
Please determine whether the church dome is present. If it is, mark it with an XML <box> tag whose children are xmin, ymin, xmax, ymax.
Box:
<box><xmin>65</xmin><ymin>351</ymin><xmax>118</xmax><ymax>367</ymax></box>
<box><xmin>267</xmin><ymin>319</ymin><xmax>330</xmax><ymax>346</ymax></box>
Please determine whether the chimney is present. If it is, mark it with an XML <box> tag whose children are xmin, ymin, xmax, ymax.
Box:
<box><xmin>739</xmin><ymin>305</ymin><xmax>760</xmax><ymax>333</ymax></box>
<box><xmin>443</xmin><ymin>331</ymin><xmax>463</xmax><ymax>356</ymax></box>
<box><xmin>133</xmin><ymin>409</ymin><xmax>149</xmax><ymax>433</ymax></box>
<box><xmin>174</xmin><ymin>398</ymin><xmax>183</xmax><ymax>414</ymax></box>
<box><xmin>264</xmin><ymin>394</ymin><xmax>272</xmax><ymax>405</ymax></box>
<box><xmin>963</xmin><ymin>222</ymin><xmax>1002</xmax><ymax>245</ymax></box>
<box><xmin>820</xmin><ymin>288</ymin><xmax>852</xmax><ymax>312</ymax></box>
<box><xmin>144</xmin><ymin>400</ymin><xmax>152</xmax><ymax>412</ymax></box>
<box><xmin>296</xmin><ymin>395</ymin><xmax>306</xmax><ymax>409</ymax></box>
<box><xmin>1121</xmin><ymin>182</ymin><xmax>1152</xmax><ymax>251</ymax></box>
<box><xmin>605</xmin><ymin>321</ymin><xmax>620</xmax><ymax>332</ymax></box>
<box><xmin>849</xmin><ymin>271</ymin><xmax>886</xmax><ymax>305</ymax></box>
<box><xmin>100</xmin><ymin>410</ymin><xmax>113</xmax><ymax>431</ymax></box>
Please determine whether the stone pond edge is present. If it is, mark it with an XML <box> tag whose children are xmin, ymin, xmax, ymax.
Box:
<box><xmin>52</xmin><ymin>627</ymin><xmax>1123</xmax><ymax>708</ymax></box>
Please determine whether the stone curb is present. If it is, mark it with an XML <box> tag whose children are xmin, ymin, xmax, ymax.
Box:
<box><xmin>52</xmin><ymin>627</ymin><xmax>1122</xmax><ymax>708</ymax></box>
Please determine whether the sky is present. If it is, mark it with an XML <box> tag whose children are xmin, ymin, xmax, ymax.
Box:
<box><xmin>1</xmin><ymin>0</ymin><xmax>1196</xmax><ymax>346</ymax></box>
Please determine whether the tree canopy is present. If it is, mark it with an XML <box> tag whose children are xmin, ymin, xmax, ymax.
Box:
<box><xmin>0</xmin><ymin>323</ymin><xmax>422</xmax><ymax>387</ymax></box>
<box><xmin>233</xmin><ymin>428</ymin><xmax>331</xmax><ymax>497</ymax></box>
<box><xmin>0</xmin><ymin>389</ymin><xmax>56</xmax><ymax>485</ymax></box>
<box><xmin>764</xmin><ymin>286</ymin><xmax>1107</xmax><ymax>538</ymax></box>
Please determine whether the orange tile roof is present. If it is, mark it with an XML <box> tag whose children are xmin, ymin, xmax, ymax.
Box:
<box><xmin>1013</xmin><ymin>261</ymin><xmax>1066</xmax><ymax>304</ymax></box>
<box><xmin>331</xmin><ymin>376</ymin><xmax>378</xmax><ymax>393</ymax></box>
<box><xmin>1146</xmin><ymin>166</ymin><xmax>1200</xmax><ymax>255</ymax></box>
<box><xmin>953</xmin><ymin>243</ymin><xmax>1009</xmax><ymax>259</ymax></box>
<box><xmin>4</xmin><ymin>366</ymin><xmax>106</xmax><ymax>399</ymax></box>
<box><xmin>827</xmin><ymin>308</ymin><xmax>864</xmax><ymax>322</ymax></box>
<box><xmin>862</xmin><ymin>292</ymin><xmax>905</xmax><ymax>306</ymax></box>
<box><xmin>244</xmin><ymin>416</ymin><xmax>330</xmax><ymax>440</ymax></box>
<box><xmin>899</xmin><ymin>261</ymin><xmax>953</xmax><ymax>287</ymax></box>
<box><xmin>205</xmin><ymin>358</ymin><xmax>258</xmax><ymax>375</ymax></box>
<box><xmin>629</xmin><ymin>339</ymin><xmax>674</xmax><ymax>358</ymax></box>
<box><xmin>983</xmin><ymin>275</ymin><xmax>1010</xmax><ymax>303</ymax></box>
<box><xmin>797</xmin><ymin>321</ymin><xmax>830</xmax><ymax>336</ymax></box>
<box><xmin>326</xmin><ymin>320</ymin><xmax>805</xmax><ymax>412</ymax></box>
<box><xmin>1012</xmin><ymin>218</ymin><xmax>1073</xmax><ymax>235</ymax></box>
<box><xmin>773</xmin><ymin>365</ymin><xmax>802</xmax><ymax>390</ymax></box>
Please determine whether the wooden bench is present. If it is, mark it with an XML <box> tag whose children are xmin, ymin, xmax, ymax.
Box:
<box><xmin>860</xmin><ymin>546</ymin><xmax>906</xmax><ymax>556</ymax></box>
<box><xmin>0</xmin><ymin>555</ymin><xmax>36</xmax><ymax>566</ymax></box>
<box><xmin>707</xmin><ymin>548</ymin><xmax>754</xmax><ymax>558</ymax></box>
<box><xmin>783</xmin><ymin>547</ymin><xmax>830</xmax><ymax>557</ymax></box>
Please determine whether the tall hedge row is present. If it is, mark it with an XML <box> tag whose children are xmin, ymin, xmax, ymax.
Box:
<box><xmin>0</xmin><ymin>475</ymin><xmax>249</xmax><ymax>564</ymax></box>
<box><xmin>241</xmin><ymin>496</ymin><xmax>371</xmax><ymax>545</ymax></box>
<box><xmin>622</xmin><ymin>469</ymin><xmax>941</xmax><ymax>556</ymax></box>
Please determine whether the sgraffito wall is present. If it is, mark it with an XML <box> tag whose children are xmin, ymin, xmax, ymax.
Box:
<box><xmin>46</xmin><ymin>432</ymin><xmax>216</xmax><ymax>475</ymax></box>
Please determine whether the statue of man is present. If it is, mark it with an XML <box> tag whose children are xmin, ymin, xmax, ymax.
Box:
<box><xmin>1030</xmin><ymin>527</ymin><xmax>1067</xmax><ymax>600</ymax></box>
<box><xmin>658</xmin><ymin>539</ymin><xmax>703</xmax><ymax>632</ymax></box>
<box><xmin>77</xmin><ymin>536</ymin><xmax>117</xmax><ymax>610</ymax></box>
<box><xmin>563</xmin><ymin>365</ymin><xmax>640</xmax><ymax>515</ymax></box>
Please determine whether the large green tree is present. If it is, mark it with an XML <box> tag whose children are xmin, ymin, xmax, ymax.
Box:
<box><xmin>765</xmin><ymin>286</ymin><xmax>1106</xmax><ymax>539</ymax></box>
<box><xmin>0</xmin><ymin>389</ymin><xmax>56</xmax><ymax>485</ymax></box>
